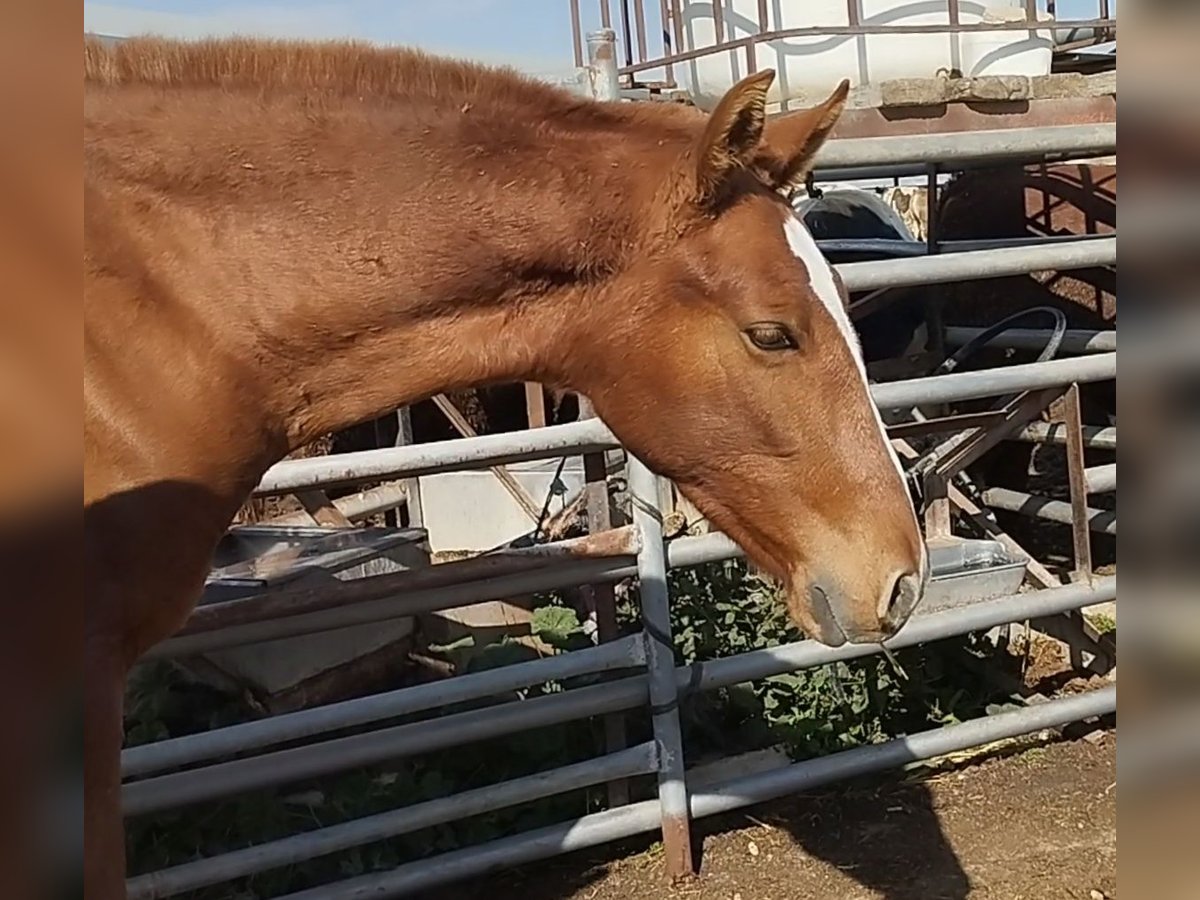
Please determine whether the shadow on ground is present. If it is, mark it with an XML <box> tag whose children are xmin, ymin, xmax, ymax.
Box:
<box><xmin>431</xmin><ymin>774</ymin><xmax>971</xmax><ymax>900</ymax></box>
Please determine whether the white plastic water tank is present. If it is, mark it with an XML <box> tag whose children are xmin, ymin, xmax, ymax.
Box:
<box><xmin>677</xmin><ymin>1</ymin><xmax>1055</xmax><ymax>111</ymax></box>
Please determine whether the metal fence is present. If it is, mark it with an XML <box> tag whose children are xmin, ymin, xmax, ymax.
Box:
<box><xmin>567</xmin><ymin>0</ymin><xmax>1117</xmax><ymax>88</ymax></box>
<box><xmin>122</xmin><ymin>121</ymin><xmax>1117</xmax><ymax>898</ymax></box>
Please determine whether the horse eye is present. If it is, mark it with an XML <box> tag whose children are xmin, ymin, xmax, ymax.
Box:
<box><xmin>745</xmin><ymin>323</ymin><xmax>799</xmax><ymax>352</ymax></box>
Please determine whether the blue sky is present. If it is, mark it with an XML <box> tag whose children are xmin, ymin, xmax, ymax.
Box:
<box><xmin>83</xmin><ymin>1</ymin><xmax>585</xmax><ymax>76</ymax></box>
<box><xmin>83</xmin><ymin>0</ymin><xmax>1115</xmax><ymax>79</ymax></box>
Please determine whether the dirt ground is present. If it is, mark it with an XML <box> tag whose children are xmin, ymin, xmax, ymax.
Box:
<box><xmin>443</xmin><ymin>734</ymin><xmax>1116</xmax><ymax>900</ymax></box>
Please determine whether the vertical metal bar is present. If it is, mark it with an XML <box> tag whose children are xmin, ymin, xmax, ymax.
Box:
<box><xmin>619</xmin><ymin>0</ymin><xmax>635</xmax><ymax>67</ymax></box>
<box><xmin>947</xmin><ymin>0</ymin><xmax>962</xmax><ymax>76</ymax></box>
<box><xmin>923</xmin><ymin>165</ymin><xmax>947</xmax><ymax>401</ymax></box>
<box><xmin>669</xmin><ymin>0</ymin><xmax>685</xmax><ymax>76</ymax></box>
<box><xmin>925</xmin><ymin>164</ymin><xmax>940</xmax><ymax>257</ymax></box>
<box><xmin>587</xmin><ymin>28</ymin><xmax>622</xmax><ymax>102</ymax></box>
<box><xmin>1023</xmin><ymin>0</ymin><xmax>1038</xmax><ymax>27</ymax></box>
<box><xmin>846</xmin><ymin>0</ymin><xmax>866</xmax><ymax>88</ymax></box>
<box><xmin>394</xmin><ymin>407</ymin><xmax>423</xmax><ymax>528</ymax></box>
<box><xmin>633</xmin><ymin>0</ymin><xmax>649</xmax><ymax>66</ymax></box>
<box><xmin>757</xmin><ymin>0</ymin><xmax>769</xmax><ymax>32</ymax></box>
<box><xmin>628</xmin><ymin>454</ymin><xmax>694</xmax><ymax>878</ymax></box>
<box><xmin>601</xmin><ymin>0</ymin><xmax>613</xmax><ymax>28</ymax></box>
<box><xmin>712</xmin><ymin>0</ymin><xmax>725</xmax><ymax>46</ymax></box>
<box><xmin>578</xmin><ymin>397</ymin><xmax>630</xmax><ymax>807</ymax></box>
<box><xmin>744</xmin><ymin>42</ymin><xmax>756</xmax><ymax>74</ymax></box>
<box><xmin>569</xmin><ymin>0</ymin><xmax>584</xmax><ymax>68</ymax></box>
<box><xmin>659</xmin><ymin>0</ymin><xmax>674</xmax><ymax>85</ymax></box>
<box><xmin>1061</xmin><ymin>384</ymin><xmax>1094</xmax><ymax>581</ymax></box>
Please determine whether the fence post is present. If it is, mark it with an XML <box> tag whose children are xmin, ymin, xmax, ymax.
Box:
<box><xmin>586</xmin><ymin>28</ymin><xmax>621</xmax><ymax>102</ymax></box>
<box><xmin>577</xmin><ymin>396</ymin><xmax>631</xmax><ymax>807</ymax></box>
<box><xmin>394</xmin><ymin>406</ymin><xmax>423</xmax><ymax>528</ymax></box>
<box><xmin>628</xmin><ymin>454</ymin><xmax>695</xmax><ymax>878</ymax></box>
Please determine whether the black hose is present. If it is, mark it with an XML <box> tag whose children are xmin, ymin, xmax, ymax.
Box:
<box><xmin>903</xmin><ymin>305</ymin><xmax>1071</xmax><ymax>491</ymax></box>
<box><xmin>932</xmin><ymin>305</ymin><xmax>1069</xmax><ymax>377</ymax></box>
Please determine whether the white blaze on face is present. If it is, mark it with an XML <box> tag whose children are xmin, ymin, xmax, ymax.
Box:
<box><xmin>782</xmin><ymin>215</ymin><xmax>912</xmax><ymax>494</ymax></box>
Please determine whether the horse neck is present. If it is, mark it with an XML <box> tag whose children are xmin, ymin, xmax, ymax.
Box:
<box><xmin>94</xmin><ymin>89</ymin><xmax>671</xmax><ymax>454</ymax></box>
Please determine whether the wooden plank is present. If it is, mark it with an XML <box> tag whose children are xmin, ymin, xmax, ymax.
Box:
<box><xmin>294</xmin><ymin>490</ymin><xmax>353</xmax><ymax>527</ymax></box>
<box><xmin>524</xmin><ymin>382</ymin><xmax>547</xmax><ymax>429</ymax></box>
<box><xmin>430</xmin><ymin>394</ymin><xmax>544</xmax><ymax>524</ymax></box>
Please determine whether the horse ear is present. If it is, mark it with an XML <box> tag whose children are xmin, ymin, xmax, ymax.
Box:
<box><xmin>693</xmin><ymin>69</ymin><xmax>776</xmax><ymax>205</ymax></box>
<box><xmin>753</xmin><ymin>79</ymin><xmax>850</xmax><ymax>192</ymax></box>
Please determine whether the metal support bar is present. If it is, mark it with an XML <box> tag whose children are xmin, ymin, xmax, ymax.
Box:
<box><xmin>921</xmin><ymin>389</ymin><xmax>1064</xmax><ymax>483</ymax></box>
<box><xmin>818</xmin><ymin>233</ymin><xmax>1114</xmax><ymax>259</ymax></box>
<box><xmin>628</xmin><ymin>454</ymin><xmax>694</xmax><ymax>878</ymax></box>
<box><xmin>181</xmin><ymin>525</ymin><xmax>639</xmax><ymax>636</ymax></box>
<box><xmin>125</xmin><ymin>743</ymin><xmax>660</xmax><ymax>900</ymax></box>
<box><xmin>268</xmin><ymin>686</ymin><xmax>1114</xmax><ymax>900</ymax></box>
<box><xmin>871</xmin><ymin>353</ymin><xmax>1115</xmax><ymax>409</ymax></box>
<box><xmin>983</xmin><ymin>487</ymin><xmax>1117</xmax><ymax>535</ymax></box>
<box><xmin>122</xmin><ymin>634</ymin><xmax>646</xmax><ymax>780</ymax></box>
<box><xmin>121</xmin><ymin>677</ymin><xmax>650</xmax><ymax>817</ymax></box>
<box><xmin>1060</xmin><ymin>384</ymin><xmax>1095</xmax><ymax>579</ymax></box>
<box><xmin>815</xmin><ymin>123</ymin><xmax>1115</xmax><ymax>171</ymax></box>
<box><xmin>682</xmin><ymin>577</ymin><xmax>1114</xmax><ymax>693</ymax></box>
<box><xmin>1013</xmin><ymin>422</ymin><xmax>1116</xmax><ymax>450</ymax></box>
<box><xmin>1085</xmin><ymin>463</ymin><xmax>1117</xmax><ymax>494</ymax></box>
<box><xmin>255</xmin><ymin>355</ymin><xmax>1114</xmax><ymax>497</ymax></box>
<box><xmin>149</xmin><ymin>553</ymin><xmax>640</xmax><ymax>658</ymax></box>
<box><xmin>839</xmin><ymin>237</ymin><xmax>1116</xmax><ymax>293</ymax></box>
<box><xmin>577</xmin><ymin>397</ymin><xmax>630</xmax><ymax>807</ymax></box>
<box><xmin>256</xmin><ymin>418</ymin><xmax>620</xmax><ymax>496</ymax></box>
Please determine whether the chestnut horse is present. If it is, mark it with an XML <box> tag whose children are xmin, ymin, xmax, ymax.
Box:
<box><xmin>84</xmin><ymin>38</ymin><xmax>926</xmax><ymax>897</ymax></box>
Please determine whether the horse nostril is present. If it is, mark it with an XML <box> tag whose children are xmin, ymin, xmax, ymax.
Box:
<box><xmin>880</xmin><ymin>570</ymin><xmax>924</xmax><ymax>632</ymax></box>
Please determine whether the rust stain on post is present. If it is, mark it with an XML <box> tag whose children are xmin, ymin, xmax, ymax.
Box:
<box><xmin>661</xmin><ymin>812</ymin><xmax>696</xmax><ymax>880</ymax></box>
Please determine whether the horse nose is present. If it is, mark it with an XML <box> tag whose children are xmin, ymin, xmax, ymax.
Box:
<box><xmin>879</xmin><ymin>569</ymin><xmax>925</xmax><ymax>636</ymax></box>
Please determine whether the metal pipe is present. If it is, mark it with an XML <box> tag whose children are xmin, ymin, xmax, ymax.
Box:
<box><xmin>161</xmin><ymin>527</ymin><xmax>730</xmax><ymax>657</ymax></box>
<box><xmin>689</xmin><ymin>686</ymin><xmax>1115</xmax><ymax>817</ymax></box>
<box><xmin>125</xmin><ymin>743</ymin><xmax>660</xmax><ymax>900</ymax></box>
<box><xmin>946</xmin><ymin>326</ymin><xmax>1116</xmax><ymax>355</ymax></box>
<box><xmin>181</xmin><ymin>526</ymin><xmax>640</xmax><ymax>636</ymax></box>
<box><xmin>871</xmin><ymin>352</ymin><xmax>1116</xmax><ymax>409</ymax></box>
<box><xmin>1085</xmin><ymin>463</ymin><xmax>1117</xmax><ymax>493</ymax></box>
<box><xmin>568</xmin><ymin>0</ymin><xmax>584</xmax><ymax>67</ymax></box>
<box><xmin>622</xmin><ymin>21</ymin><xmax>1116</xmax><ymax>74</ymax></box>
<box><xmin>586</xmin><ymin>28</ymin><xmax>621</xmax><ymax>101</ymax></box>
<box><xmin>256</xmin><ymin>332</ymin><xmax>1111</xmax><ymax>500</ymax></box>
<box><xmin>838</xmin><ymin>237</ymin><xmax>1116</xmax><ymax>292</ymax></box>
<box><xmin>122</xmin><ymin>634</ymin><xmax>646</xmax><ymax>779</ymax></box>
<box><xmin>680</xmin><ymin>577</ymin><xmax>1116</xmax><ymax>693</ymax></box>
<box><xmin>628</xmin><ymin>454</ymin><xmax>694</xmax><ymax>876</ymax></box>
<box><xmin>815</xmin><ymin>124</ymin><xmax>1115</xmax><ymax>173</ymax></box>
<box><xmin>271</xmin><ymin>686</ymin><xmax>1114</xmax><ymax>900</ymax></box>
<box><xmin>130</xmin><ymin>570</ymin><xmax>1114</xmax><ymax>818</ymax></box>
<box><xmin>816</xmin><ymin>233</ymin><xmax>1114</xmax><ymax>259</ymax></box>
<box><xmin>148</xmin><ymin>554</ymin><xmax>640</xmax><ymax>658</ymax></box>
<box><xmin>1013</xmin><ymin>422</ymin><xmax>1116</xmax><ymax>450</ymax></box>
<box><xmin>255</xmin><ymin>418</ymin><xmax>619</xmax><ymax>496</ymax></box>
<box><xmin>983</xmin><ymin>487</ymin><xmax>1116</xmax><ymax>535</ymax></box>
<box><xmin>121</xmin><ymin>676</ymin><xmax>650</xmax><ymax>817</ymax></box>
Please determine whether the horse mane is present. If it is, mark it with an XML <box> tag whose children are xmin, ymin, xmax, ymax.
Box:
<box><xmin>83</xmin><ymin>35</ymin><xmax>595</xmax><ymax>119</ymax></box>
